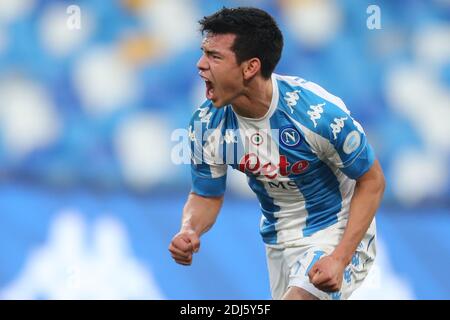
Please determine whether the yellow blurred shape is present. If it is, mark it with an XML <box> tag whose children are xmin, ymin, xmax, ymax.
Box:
<box><xmin>121</xmin><ymin>0</ymin><xmax>151</xmax><ymax>11</ymax></box>
<box><xmin>120</xmin><ymin>35</ymin><xmax>162</xmax><ymax>65</ymax></box>
<box><xmin>279</xmin><ymin>0</ymin><xmax>314</xmax><ymax>8</ymax></box>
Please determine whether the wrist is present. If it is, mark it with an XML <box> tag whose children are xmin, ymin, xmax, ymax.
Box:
<box><xmin>180</xmin><ymin>223</ymin><xmax>201</xmax><ymax>236</ymax></box>
<box><xmin>180</xmin><ymin>222</ymin><xmax>194</xmax><ymax>232</ymax></box>
<box><xmin>331</xmin><ymin>248</ymin><xmax>352</xmax><ymax>266</ymax></box>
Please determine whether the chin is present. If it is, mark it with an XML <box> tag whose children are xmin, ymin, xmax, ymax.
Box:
<box><xmin>210</xmin><ymin>99</ymin><xmax>227</xmax><ymax>108</ymax></box>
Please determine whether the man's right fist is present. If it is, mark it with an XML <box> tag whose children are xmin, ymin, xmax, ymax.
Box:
<box><xmin>168</xmin><ymin>229</ymin><xmax>200</xmax><ymax>266</ymax></box>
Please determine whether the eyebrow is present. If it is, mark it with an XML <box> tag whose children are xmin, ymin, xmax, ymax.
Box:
<box><xmin>201</xmin><ymin>47</ymin><xmax>223</xmax><ymax>56</ymax></box>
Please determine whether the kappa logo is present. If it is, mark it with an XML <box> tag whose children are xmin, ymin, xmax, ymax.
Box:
<box><xmin>352</xmin><ymin>252</ymin><xmax>360</xmax><ymax>267</ymax></box>
<box><xmin>198</xmin><ymin>107</ymin><xmax>212</xmax><ymax>125</ymax></box>
<box><xmin>344</xmin><ymin>268</ymin><xmax>352</xmax><ymax>284</ymax></box>
<box><xmin>331</xmin><ymin>292</ymin><xmax>342</xmax><ymax>300</ymax></box>
<box><xmin>223</xmin><ymin>130</ymin><xmax>237</xmax><ymax>144</ymax></box>
<box><xmin>188</xmin><ymin>125</ymin><xmax>196</xmax><ymax>142</ymax></box>
<box><xmin>284</xmin><ymin>90</ymin><xmax>301</xmax><ymax>113</ymax></box>
<box><xmin>307</xmin><ymin>103</ymin><xmax>325</xmax><ymax>128</ymax></box>
<box><xmin>330</xmin><ymin>116</ymin><xmax>348</xmax><ymax>140</ymax></box>
<box><xmin>280</xmin><ymin>126</ymin><xmax>301</xmax><ymax>147</ymax></box>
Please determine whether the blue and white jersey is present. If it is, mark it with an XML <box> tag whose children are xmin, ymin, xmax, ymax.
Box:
<box><xmin>188</xmin><ymin>74</ymin><xmax>375</xmax><ymax>246</ymax></box>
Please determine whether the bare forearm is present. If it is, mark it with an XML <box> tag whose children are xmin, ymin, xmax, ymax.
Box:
<box><xmin>333</xmin><ymin>160</ymin><xmax>385</xmax><ymax>265</ymax></box>
<box><xmin>181</xmin><ymin>192</ymin><xmax>224</xmax><ymax>236</ymax></box>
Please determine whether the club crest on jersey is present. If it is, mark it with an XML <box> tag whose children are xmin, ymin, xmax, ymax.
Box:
<box><xmin>280</xmin><ymin>126</ymin><xmax>301</xmax><ymax>148</ymax></box>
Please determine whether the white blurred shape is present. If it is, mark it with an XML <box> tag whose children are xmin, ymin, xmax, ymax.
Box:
<box><xmin>0</xmin><ymin>0</ymin><xmax>35</xmax><ymax>24</ymax></box>
<box><xmin>50</xmin><ymin>209</ymin><xmax>86</xmax><ymax>260</ymax></box>
<box><xmin>91</xmin><ymin>216</ymin><xmax>157</xmax><ymax>298</ymax></box>
<box><xmin>115</xmin><ymin>113</ymin><xmax>172</xmax><ymax>190</ymax></box>
<box><xmin>385</xmin><ymin>65</ymin><xmax>450</xmax><ymax>152</ymax></box>
<box><xmin>0</xmin><ymin>77</ymin><xmax>61</xmax><ymax>159</ymax></box>
<box><xmin>94</xmin><ymin>216</ymin><xmax>129</xmax><ymax>260</ymax></box>
<box><xmin>281</xmin><ymin>0</ymin><xmax>342</xmax><ymax>49</ymax></box>
<box><xmin>139</xmin><ymin>0</ymin><xmax>199</xmax><ymax>54</ymax></box>
<box><xmin>413</xmin><ymin>23</ymin><xmax>450</xmax><ymax>69</ymax></box>
<box><xmin>73</xmin><ymin>48</ymin><xmax>138</xmax><ymax>116</ymax></box>
<box><xmin>1</xmin><ymin>209</ymin><xmax>164</xmax><ymax>299</ymax></box>
<box><xmin>350</xmin><ymin>238</ymin><xmax>415</xmax><ymax>299</ymax></box>
<box><xmin>391</xmin><ymin>149</ymin><xmax>447</xmax><ymax>205</ymax></box>
<box><xmin>39</xmin><ymin>3</ymin><xmax>94</xmax><ymax>57</ymax></box>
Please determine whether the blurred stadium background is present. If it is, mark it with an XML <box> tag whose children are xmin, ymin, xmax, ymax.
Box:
<box><xmin>0</xmin><ymin>0</ymin><xmax>449</xmax><ymax>299</ymax></box>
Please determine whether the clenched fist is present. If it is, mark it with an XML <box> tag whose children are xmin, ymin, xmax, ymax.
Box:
<box><xmin>168</xmin><ymin>228</ymin><xmax>200</xmax><ymax>266</ymax></box>
<box><xmin>308</xmin><ymin>254</ymin><xmax>347</xmax><ymax>293</ymax></box>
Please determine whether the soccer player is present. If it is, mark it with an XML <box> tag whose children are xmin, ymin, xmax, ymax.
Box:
<box><xmin>169</xmin><ymin>7</ymin><xmax>385</xmax><ymax>300</ymax></box>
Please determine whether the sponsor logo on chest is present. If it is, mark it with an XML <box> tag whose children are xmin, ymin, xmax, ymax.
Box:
<box><xmin>239</xmin><ymin>153</ymin><xmax>309</xmax><ymax>179</ymax></box>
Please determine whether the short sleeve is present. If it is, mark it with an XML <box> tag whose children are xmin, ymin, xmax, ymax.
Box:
<box><xmin>189</xmin><ymin>104</ymin><xmax>227</xmax><ymax>197</ymax></box>
<box><xmin>284</xmin><ymin>78</ymin><xmax>375</xmax><ymax>180</ymax></box>
<box><xmin>317</xmin><ymin>105</ymin><xmax>375</xmax><ymax>179</ymax></box>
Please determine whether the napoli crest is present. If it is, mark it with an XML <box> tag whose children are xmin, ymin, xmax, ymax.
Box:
<box><xmin>280</xmin><ymin>126</ymin><xmax>302</xmax><ymax>148</ymax></box>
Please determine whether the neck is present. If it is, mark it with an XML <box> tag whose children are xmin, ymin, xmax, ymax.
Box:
<box><xmin>231</xmin><ymin>75</ymin><xmax>273</xmax><ymax>119</ymax></box>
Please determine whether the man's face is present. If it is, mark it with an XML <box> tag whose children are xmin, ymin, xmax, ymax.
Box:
<box><xmin>197</xmin><ymin>33</ymin><xmax>244</xmax><ymax>107</ymax></box>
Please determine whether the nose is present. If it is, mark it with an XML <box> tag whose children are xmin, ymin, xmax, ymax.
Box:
<box><xmin>196</xmin><ymin>53</ymin><xmax>208</xmax><ymax>71</ymax></box>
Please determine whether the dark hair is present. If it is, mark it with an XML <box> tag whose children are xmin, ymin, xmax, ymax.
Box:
<box><xmin>199</xmin><ymin>7</ymin><xmax>283</xmax><ymax>79</ymax></box>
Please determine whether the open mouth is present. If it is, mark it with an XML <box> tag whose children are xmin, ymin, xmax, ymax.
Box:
<box><xmin>205</xmin><ymin>79</ymin><xmax>214</xmax><ymax>100</ymax></box>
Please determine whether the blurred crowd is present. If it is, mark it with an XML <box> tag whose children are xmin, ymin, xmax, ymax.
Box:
<box><xmin>0</xmin><ymin>0</ymin><xmax>449</xmax><ymax>206</ymax></box>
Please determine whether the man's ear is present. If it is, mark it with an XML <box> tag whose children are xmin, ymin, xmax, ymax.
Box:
<box><xmin>242</xmin><ymin>58</ymin><xmax>261</xmax><ymax>80</ymax></box>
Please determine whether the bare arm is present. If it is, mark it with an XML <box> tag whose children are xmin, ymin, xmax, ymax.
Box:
<box><xmin>169</xmin><ymin>192</ymin><xmax>224</xmax><ymax>265</ymax></box>
<box><xmin>332</xmin><ymin>159</ymin><xmax>385</xmax><ymax>264</ymax></box>
<box><xmin>309</xmin><ymin>159</ymin><xmax>385</xmax><ymax>291</ymax></box>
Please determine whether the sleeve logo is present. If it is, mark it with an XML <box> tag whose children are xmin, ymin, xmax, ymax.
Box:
<box><xmin>330</xmin><ymin>116</ymin><xmax>348</xmax><ymax>140</ymax></box>
<box><xmin>343</xmin><ymin>130</ymin><xmax>361</xmax><ymax>154</ymax></box>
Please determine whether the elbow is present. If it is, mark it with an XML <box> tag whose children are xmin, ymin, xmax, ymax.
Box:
<box><xmin>378</xmin><ymin>173</ymin><xmax>386</xmax><ymax>198</ymax></box>
<box><xmin>356</xmin><ymin>159</ymin><xmax>386</xmax><ymax>198</ymax></box>
<box><xmin>374</xmin><ymin>164</ymin><xmax>386</xmax><ymax>200</ymax></box>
